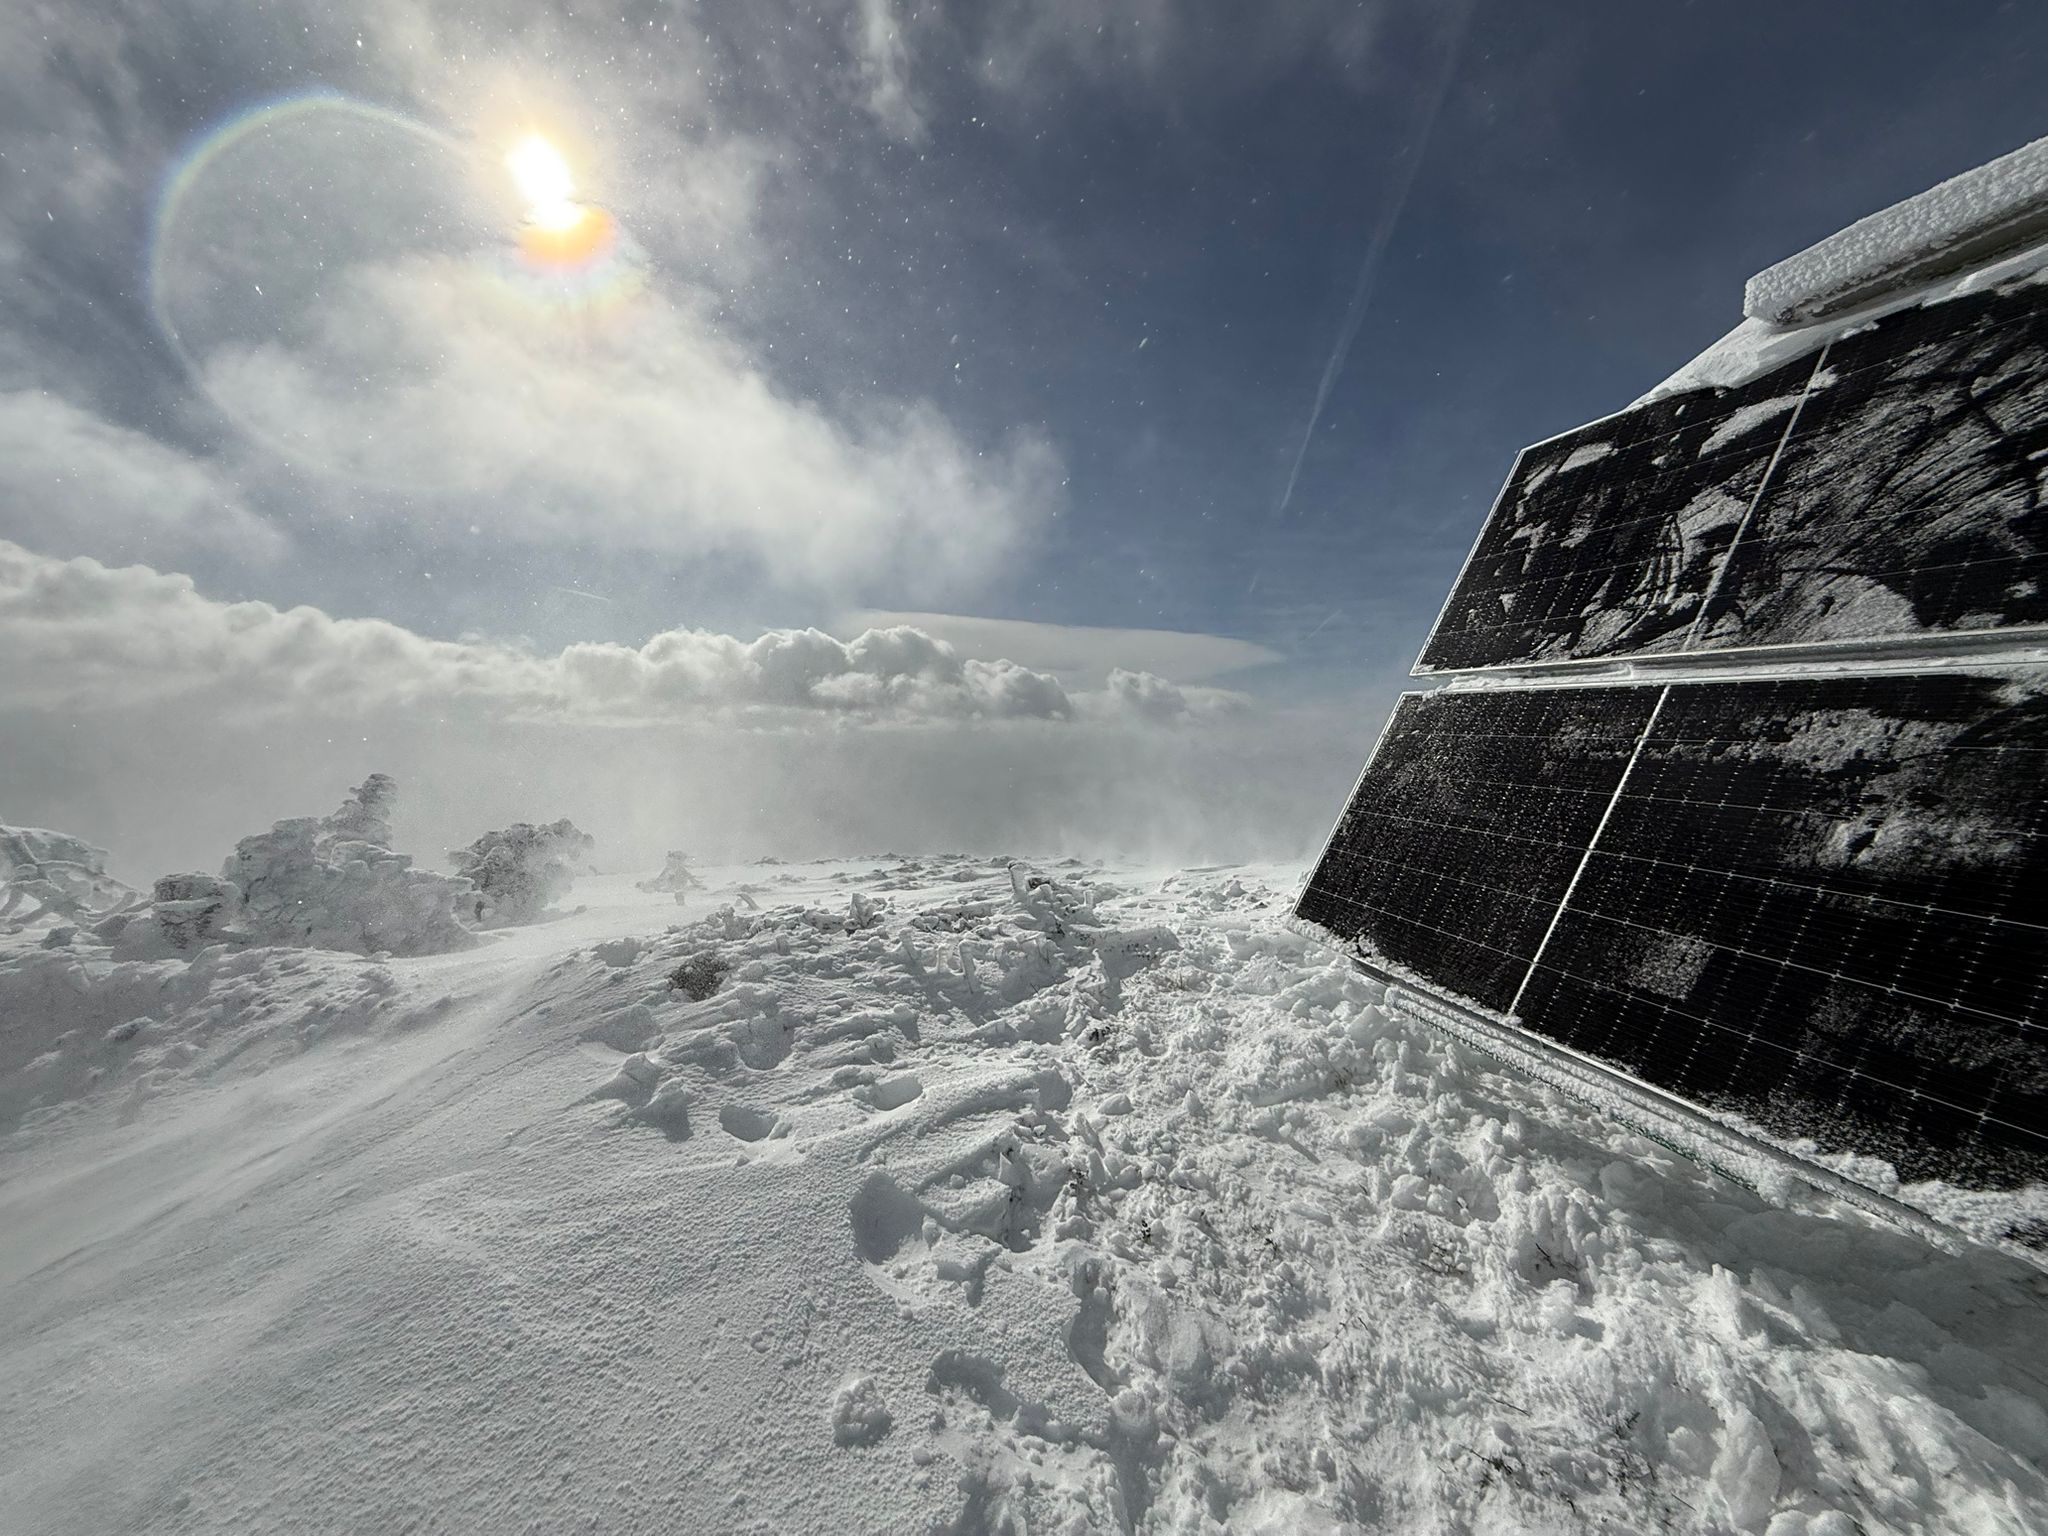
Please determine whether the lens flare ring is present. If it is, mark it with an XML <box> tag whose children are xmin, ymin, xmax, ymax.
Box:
<box><xmin>146</xmin><ymin>91</ymin><xmax>650</xmax><ymax>484</ymax></box>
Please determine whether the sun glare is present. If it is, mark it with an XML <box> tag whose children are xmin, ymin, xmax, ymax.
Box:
<box><xmin>504</xmin><ymin>131</ymin><xmax>614</xmax><ymax>268</ymax></box>
<box><xmin>507</xmin><ymin>133</ymin><xmax>576</xmax><ymax>222</ymax></box>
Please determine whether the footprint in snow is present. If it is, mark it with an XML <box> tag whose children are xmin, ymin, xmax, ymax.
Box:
<box><xmin>719</xmin><ymin>1102</ymin><xmax>786</xmax><ymax>1142</ymax></box>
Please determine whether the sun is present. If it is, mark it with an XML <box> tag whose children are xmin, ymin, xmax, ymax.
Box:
<box><xmin>505</xmin><ymin>132</ymin><xmax>612</xmax><ymax>266</ymax></box>
<box><xmin>507</xmin><ymin>134</ymin><xmax>576</xmax><ymax>221</ymax></box>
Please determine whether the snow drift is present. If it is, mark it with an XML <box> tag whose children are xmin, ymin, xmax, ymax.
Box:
<box><xmin>1</xmin><ymin>854</ymin><xmax>2042</xmax><ymax>1534</ymax></box>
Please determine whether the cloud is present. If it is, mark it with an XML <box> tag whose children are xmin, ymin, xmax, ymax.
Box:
<box><xmin>0</xmin><ymin>541</ymin><xmax>1263</xmax><ymax>727</ymax></box>
<box><xmin>205</xmin><ymin>253</ymin><xmax>1058</xmax><ymax>593</ymax></box>
<box><xmin>844</xmin><ymin>610</ymin><xmax>1284</xmax><ymax>684</ymax></box>
<box><xmin>8</xmin><ymin>7</ymin><xmax>1055</xmax><ymax>598</ymax></box>
<box><xmin>1088</xmin><ymin>666</ymin><xmax>1247</xmax><ymax>723</ymax></box>
<box><xmin>0</xmin><ymin>390</ymin><xmax>286</xmax><ymax>564</ymax></box>
<box><xmin>848</xmin><ymin>0</ymin><xmax>926</xmax><ymax>141</ymax></box>
<box><xmin>150</xmin><ymin>100</ymin><xmax>1059</xmax><ymax>595</ymax></box>
<box><xmin>0</xmin><ymin>541</ymin><xmax>1358</xmax><ymax>883</ymax></box>
<box><xmin>969</xmin><ymin>0</ymin><xmax>1404</xmax><ymax>99</ymax></box>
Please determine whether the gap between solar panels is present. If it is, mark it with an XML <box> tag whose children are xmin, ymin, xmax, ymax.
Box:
<box><xmin>1294</xmin><ymin>138</ymin><xmax>2048</xmax><ymax>1269</ymax></box>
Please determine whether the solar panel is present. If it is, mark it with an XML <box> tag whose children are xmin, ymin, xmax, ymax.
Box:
<box><xmin>1695</xmin><ymin>285</ymin><xmax>2048</xmax><ymax>652</ymax></box>
<box><xmin>1304</xmin><ymin>260</ymin><xmax>2048</xmax><ymax>1252</ymax></box>
<box><xmin>1418</xmin><ymin>281</ymin><xmax>2048</xmax><ymax>674</ymax></box>
<box><xmin>1515</xmin><ymin>672</ymin><xmax>2048</xmax><ymax>1189</ymax></box>
<box><xmin>1419</xmin><ymin>355</ymin><xmax>1821</xmax><ymax>672</ymax></box>
<box><xmin>1300</xmin><ymin>670</ymin><xmax>2048</xmax><ymax>1207</ymax></box>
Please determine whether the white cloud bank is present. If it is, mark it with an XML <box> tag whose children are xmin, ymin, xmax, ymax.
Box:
<box><xmin>0</xmin><ymin>541</ymin><xmax>1379</xmax><ymax>883</ymax></box>
<box><xmin>0</xmin><ymin>541</ymin><xmax>1240</xmax><ymax>726</ymax></box>
<box><xmin>194</xmin><ymin>258</ymin><xmax>1058</xmax><ymax>595</ymax></box>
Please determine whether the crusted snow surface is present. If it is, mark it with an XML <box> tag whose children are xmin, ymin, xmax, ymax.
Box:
<box><xmin>1746</xmin><ymin>135</ymin><xmax>2048</xmax><ymax>324</ymax></box>
<box><xmin>2</xmin><ymin>857</ymin><xmax>2045</xmax><ymax>1534</ymax></box>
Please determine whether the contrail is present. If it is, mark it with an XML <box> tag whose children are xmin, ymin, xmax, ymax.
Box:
<box><xmin>1275</xmin><ymin>0</ymin><xmax>1476</xmax><ymax>515</ymax></box>
<box><xmin>548</xmin><ymin>584</ymin><xmax>614</xmax><ymax>604</ymax></box>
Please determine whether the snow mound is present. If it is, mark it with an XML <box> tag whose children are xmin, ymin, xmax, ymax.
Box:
<box><xmin>1747</xmin><ymin>133</ymin><xmax>2048</xmax><ymax>323</ymax></box>
<box><xmin>219</xmin><ymin>776</ymin><xmax>476</xmax><ymax>956</ymax></box>
<box><xmin>0</xmin><ymin>939</ymin><xmax>407</xmax><ymax>1136</ymax></box>
<box><xmin>449</xmin><ymin>818</ymin><xmax>594</xmax><ymax>927</ymax></box>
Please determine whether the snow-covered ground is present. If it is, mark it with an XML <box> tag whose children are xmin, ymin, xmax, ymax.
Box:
<box><xmin>2</xmin><ymin>857</ymin><xmax>2045</xmax><ymax>1534</ymax></box>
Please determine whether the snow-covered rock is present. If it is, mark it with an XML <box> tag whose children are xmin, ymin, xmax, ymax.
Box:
<box><xmin>0</xmin><ymin>824</ymin><xmax>139</xmax><ymax>926</ymax></box>
<box><xmin>449</xmin><ymin>818</ymin><xmax>595</xmax><ymax>927</ymax></box>
<box><xmin>222</xmin><ymin>777</ymin><xmax>476</xmax><ymax>956</ymax></box>
<box><xmin>149</xmin><ymin>872</ymin><xmax>237</xmax><ymax>951</ymax></box>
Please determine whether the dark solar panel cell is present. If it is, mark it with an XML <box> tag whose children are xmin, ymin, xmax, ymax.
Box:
<box><xmin>1509</xmin><ymin>672</ymin><xmax>2048</xmax><ymax>1188</ymax></box>
<box><xmin>1296</xmin><ymin>687</ymin><xmax>1656</xmax><ymax>1011</ymax></box>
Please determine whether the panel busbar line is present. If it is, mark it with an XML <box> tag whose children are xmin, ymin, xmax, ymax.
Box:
<box><xmin>1294</xmin><ymin>687</ymin><xmax>1656</xmax><ymax>1013</ymax></box>
<box><xmin>1417</xmin><ymin>280</ymin><xmax>2048</xmax><ymax>674</ymax></box>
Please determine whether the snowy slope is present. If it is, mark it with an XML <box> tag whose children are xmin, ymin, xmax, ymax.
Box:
<box><xmin>2</xmin><ymin>858</ymin><xmax>2045</xmax><ymax>1534</ymax></box>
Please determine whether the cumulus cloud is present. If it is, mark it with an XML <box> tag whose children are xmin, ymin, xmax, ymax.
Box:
<box><xmin>1089</xmin><ymin>666</ymin><xmax>1248</xmax><ymax>723</ymax></box>
<box><xmin>0</xmin><ymin>542</ymin><xmax>1255</xmax><ymax>726</ymax></box>
<box><xmin>0</xmin><ymin>390</ymin><xmax>285</xmax><ymax>564</ymax></box>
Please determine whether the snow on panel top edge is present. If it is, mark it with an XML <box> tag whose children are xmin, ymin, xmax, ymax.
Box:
<box><xmin>1635</xmin><ymin>234</ymin><xmax>2048</xmax><ymax>407</ymax></box>
<box><xmin>1745</xmin><ymin>133</ymin><xmax>2048</xmax><ymax>325</ymax></box>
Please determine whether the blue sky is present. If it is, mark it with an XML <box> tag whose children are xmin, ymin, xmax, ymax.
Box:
<box><xmin>5</xmin><ymin>1</ymin><xmax>2048</xmax><ymax>869</ymax></box>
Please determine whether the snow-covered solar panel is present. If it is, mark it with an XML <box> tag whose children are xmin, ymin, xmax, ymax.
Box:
<box><xmin>1299</xmin><ymin>670</ymin><xmax>2048</xmax><ymax>1217</ymax></box>
<box><xmin>1304</xmin><ymin>250</ymin><xmax>2048</xmax><ymax>1253</ymax></box>
<box><xmin>1694</xmin><ymin>286</ymin><xmax>2048</xmax><ymax>653</ymax></box>
<box><xmin>1418</xmin><ymin>281</ymin><xmax>2048</xmax><ymax>674</ymax></box>
<box><xmin>1517</xmin><ymin>672</ymin><xmax>2047</xmax><ymax>1190</ymax></box>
